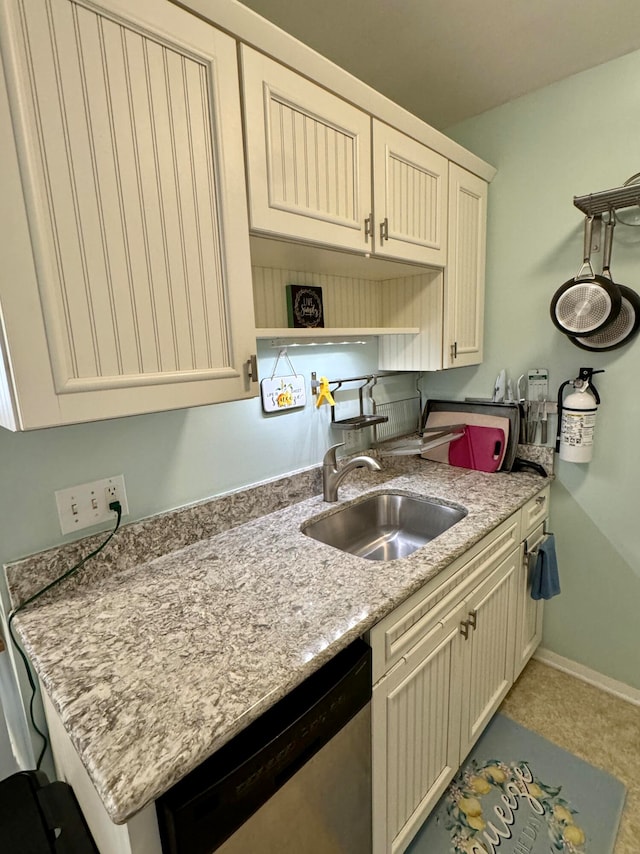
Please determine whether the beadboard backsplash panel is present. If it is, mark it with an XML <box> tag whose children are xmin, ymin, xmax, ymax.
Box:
<box><xmin>252</xmin><ymin>265</ymin><xmax>441</xmax><ymax>348</ymax></box>
<box><xmin>252</xmin><ymin>266</ymin><xmax>383</xmax><ymax>328</ymax></box>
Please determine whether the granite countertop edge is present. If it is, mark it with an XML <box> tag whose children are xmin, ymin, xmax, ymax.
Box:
<box><xmin>10</xmin><ymin>457</ymin><xmax>551</xmax><ymax>825</ymax></box>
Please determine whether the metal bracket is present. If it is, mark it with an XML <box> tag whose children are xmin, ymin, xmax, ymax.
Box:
<box><xmin>590</xmin><ymin>215</ymin><xmax>602</xmax><ymax>254</ymax></box>
<box><xmin>574</xmin><ymin>182</ymin><xmax>640</xmax><ymax>217</ymax></box>
<box><xmin>246</xmin><ymin>354</ymin><xmax>258</xmax><ymax>383</ymax></box>
<box><xmin>524</xmin><ymin>525</ymin><xmax>552</xmax><ymax>557</ymax></box>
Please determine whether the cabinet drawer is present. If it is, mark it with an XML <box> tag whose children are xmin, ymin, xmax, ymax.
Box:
<box><xmin>521</xmin><ymin>485</ymin><xmax>550</xmax><ymax>540</ymax></box>
<box><xmin>370</xmin><ymin>514</ymin><xmax>521</xmax><ymax>683</ymax></box>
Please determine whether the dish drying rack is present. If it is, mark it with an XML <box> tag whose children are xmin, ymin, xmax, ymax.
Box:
<box><xmin>310</xmin><ymin>371</ymin><xmax>464</xmax><ymax>454</ymax></box>
<box><xmin>311</xmin><ymin>371</ymin><xmax>422</xmax><ymax>434</ymax></box>
<box><xmin>377</xmin><ymin>424</ymin><xmax>467</xmax><ymax>457</ymax></box>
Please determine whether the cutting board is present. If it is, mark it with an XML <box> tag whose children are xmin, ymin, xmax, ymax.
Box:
<box><xmin>448</xmin><ymin>425</ymin><xmax>506</xmax><ymax>472</ymax></box>
<box><xmin>421</xmin><ymin>400</ymin><xmax>520</xmax><ymax>471</ymax></box>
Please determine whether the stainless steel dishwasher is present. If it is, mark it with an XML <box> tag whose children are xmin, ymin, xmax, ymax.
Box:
<box><xmin>156</xmin><ymin>639</ymin><xmax>372</xmax><ymax>854</ymax></box>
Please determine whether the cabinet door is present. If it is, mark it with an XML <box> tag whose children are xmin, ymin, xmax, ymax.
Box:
<box><xmin>444</xmin><ymin>164</ymin><xmax>487</xmax><ymax>368</ymax></box>
<box><xmin>241</xmin><ymin>46</ymin><xmax>372</xmax><ymax>252</ymax></box>
<box><xmin>514</xmin><ymin>532</ymin><xmax>545</xmax><ymax>678</ymax></box>
<box><xmin>372</xmin><ymin>605</ymin><xmax>465</xmax><ymax>854</ymax></box>
<box><xmin>459</xmin><ymin>549</ymin><xmax>518</xmax><ymax>759</ymax></box>
<box><xmin>0</xmin><ymin>0</ymin><xmax>257</xmax><ymax>429</ymax></box>
<box><xmin>372</xmin><ymin>120</ymin><xmax>448</xmax><ymax>266</ymax></box>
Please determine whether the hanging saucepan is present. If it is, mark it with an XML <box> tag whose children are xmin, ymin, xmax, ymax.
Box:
<box><xmin>570</xmin><ymin>215</ymin><xmax>640</xmax><ymax>351</ymax></box>
<box><xmin>550</xmin><ymin>215</ymin><xmax>622</xmax><ymax>336</ymax></box>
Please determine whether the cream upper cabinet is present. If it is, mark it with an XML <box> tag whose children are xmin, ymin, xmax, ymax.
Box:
<box><xmin>372</xmin><ymin>120</ymin><xmax>447</xmax><ymax>266</ymax></box>
<box><xmin>379</xmin><ymin>165</ymin><xmax>487</xmax><ymax>372</ymax></box>
<box><xmin>0</xmin><ymin>0</ymin><xmax>257</xmax><ymax>430</ymax></box>
<box><xmin>240</xmin><ymin>45</ymin><xmax>372</xmax><ymax>252</ymax></box>
<box><xmin>241</xmin><ymin>47</ymin><xmax>449</xmax><ymax>267</ymax></box>
<box><xmin>444</xmin><ymin>163</ymin><xmax>487</xmax><ymax>368</ymax></box>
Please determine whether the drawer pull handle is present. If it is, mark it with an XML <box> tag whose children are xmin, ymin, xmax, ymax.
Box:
<box><xmin>467</xmin><ymin>610</ymin><xmax>477</xmax><ymax>630</ymax></box>
<box><xmin>460</xmin><ymin>620</ymin><xmax>470</xmax><ymax>639</ymax></box>
<box><xmin>535</xmin><ymin>495</ymin><xmax>546</xmax><ymax>506</ymax></box>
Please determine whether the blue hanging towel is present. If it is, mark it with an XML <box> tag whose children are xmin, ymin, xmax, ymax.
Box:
<box><xmin>529</xmin><ymin>533</ymin><xmax>561</xmax><ymax>600</ymax></box>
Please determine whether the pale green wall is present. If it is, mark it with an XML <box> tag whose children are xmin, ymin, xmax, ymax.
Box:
<box><xmin>434</xmin><ymin>49</ymin><xmax>640</xmax><ymax>689</ymax></box>
<box><xmin>0</xmin><ymin>340</ymin><xmax>381</xmax><ymax>576</ymax></box>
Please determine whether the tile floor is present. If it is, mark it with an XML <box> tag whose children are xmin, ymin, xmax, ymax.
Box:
<box><xmin>500</xmin><ymin>659</ymin><xmax>640</xmax><ymax>854</ymax></box>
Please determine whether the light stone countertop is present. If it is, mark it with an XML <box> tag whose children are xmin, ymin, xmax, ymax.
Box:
<box><xmin>9</xmin><ymin>457</ymin><xmax>551</xmax><ymax>825</ymax></box>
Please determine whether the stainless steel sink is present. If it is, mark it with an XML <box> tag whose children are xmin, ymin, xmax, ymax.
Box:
<box><xmin>302</xmin><ymin>492</ymin><xmax>467</xmax><ymax>561</ymax></box>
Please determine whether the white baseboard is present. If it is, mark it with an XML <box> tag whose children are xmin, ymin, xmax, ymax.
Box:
<box><xmin>533</xmin><ymin>648</ymin><xmax>640</xmax><ymax>706</ymax></box>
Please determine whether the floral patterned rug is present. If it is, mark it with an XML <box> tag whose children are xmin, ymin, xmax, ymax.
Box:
<box><xmin>406</xmin><ymin>714</ymin><xmax>625</xmax><ymax>854</ymax></box>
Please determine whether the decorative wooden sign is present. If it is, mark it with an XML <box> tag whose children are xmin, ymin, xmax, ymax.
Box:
<box><xmin>286</xmin><ymin>284</ymin><xmax>324</xmax><ymax>328</ymax></box>
<box><xmin>260</xmin><ymin>374</ymin><xmax>307</xmax><ymax>413</ymax></box>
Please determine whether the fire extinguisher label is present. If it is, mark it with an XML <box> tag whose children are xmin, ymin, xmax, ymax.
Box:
<box><xmin>561</xmin><ymin>411</ymin><xmax>596</xmax><ymax>446</ymax></box>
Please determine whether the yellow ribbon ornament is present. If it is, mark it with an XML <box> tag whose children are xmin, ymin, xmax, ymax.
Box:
<box><xmin>315</xmin><ymin>376</ymin><xmax>335</xmax><ymax>408</ymax></box>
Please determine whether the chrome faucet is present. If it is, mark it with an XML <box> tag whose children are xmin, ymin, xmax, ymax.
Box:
<box><xmin>322</xmin><ymin>443</ymin><xmax>382</xmax><ymax>502</ymax></box>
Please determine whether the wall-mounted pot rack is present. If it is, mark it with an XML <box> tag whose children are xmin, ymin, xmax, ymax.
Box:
<box><xmin>567</xmin><ymin>175</ymin><xmax>640</xmax><ymax>353</ymax></box>
<box><xmin>574</xmin><ymin>181</ymin><xmax>640</xmax><ymax>217</ymax></box>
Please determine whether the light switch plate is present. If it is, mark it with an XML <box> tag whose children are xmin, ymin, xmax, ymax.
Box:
<box><xmin>55</xmin><ymin>475</ymin><xmax>129</xmax><ymax>535</ymax></box>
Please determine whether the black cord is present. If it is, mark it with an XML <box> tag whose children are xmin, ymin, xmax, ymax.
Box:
<box><xmin>6</xmin><ymin>500</ymin><xmax>122</xmax><ymax>770</ymax></box>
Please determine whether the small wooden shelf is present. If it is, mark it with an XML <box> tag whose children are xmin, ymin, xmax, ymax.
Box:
<box><xmin>256</xmin><ymin>326</ymin><xmax>420</xmax><ymax>339</ymax></box>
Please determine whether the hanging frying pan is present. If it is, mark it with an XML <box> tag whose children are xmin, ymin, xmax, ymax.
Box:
<box><xmin>551</xmin><ymin>215</ymin><xmax>622</xmax><ymax>336</ymax></box>
<box><xmin>570</xmin><ymin>216</ymin><xmax>640</xmax><ymax>351</ymax></box>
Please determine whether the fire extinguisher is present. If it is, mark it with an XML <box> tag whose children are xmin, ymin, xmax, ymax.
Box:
<box><xmin>556</xmin><ymin>367</ymin><xmax>604</xmax><ymax>463</ymax></box>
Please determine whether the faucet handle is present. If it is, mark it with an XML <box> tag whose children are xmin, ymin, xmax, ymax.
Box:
<box><xmin>323</xmin><ymin>443</ymin><xmax>345</xmax><ymax>466</ymax></box>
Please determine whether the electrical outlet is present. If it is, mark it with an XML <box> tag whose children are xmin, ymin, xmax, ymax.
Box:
<box><xmin>55</xmin><ymin>475</ymin><xmax>129</xmax><ymax>535</ymax></box>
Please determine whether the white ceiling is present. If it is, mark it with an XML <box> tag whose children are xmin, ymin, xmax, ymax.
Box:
<box><xmin>237</xmin><ymin>0</ymin><xmax>640</xmax><ymax>129</ymax></box>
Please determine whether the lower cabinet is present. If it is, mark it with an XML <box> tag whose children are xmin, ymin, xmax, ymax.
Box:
<box><xmin>513</xmin><ymin>486</ymin><xmax>550</xmax><ymax>678</ymax></box>
<box><xmin>39</xmin><ymin>486</ymin><xmax>549</xmax><ymax>854</ymax></box>
<box><xmin>371</xmin><ymin>603</ymin><xmax>465</xmax><ymax>854</ymax></box>
<box><xmin>513</xmin><ymin>527</ymin><xmax>545</xmax><ymax>679</ymax></box>
<box><xmin>370</xmin><ymin>487</ymin><xmax>549</xmax><ymax>854</ymax></box>
<box><xmin>458</xmin><ymin>551</ymin><xmax>518</xmax><ymax>760</ymax></box>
